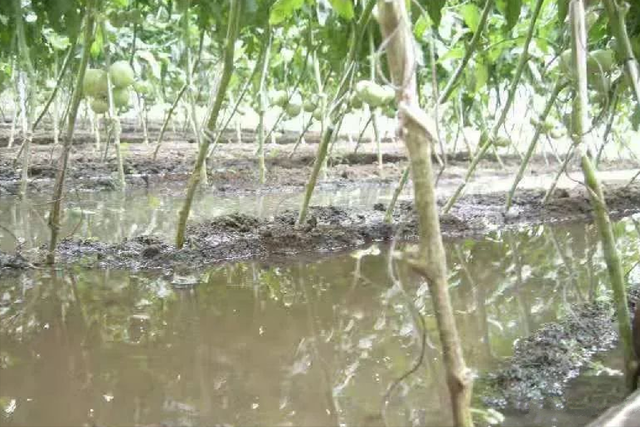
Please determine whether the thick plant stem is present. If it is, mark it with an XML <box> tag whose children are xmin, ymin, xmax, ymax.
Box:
<box><xmin>443</xmin><ymin>0</ymin><xmax>545</xmax><ymax>213</ymax></box>
<box><xmin>297</xmin><ymin>123</ymin><xmax>335</xmax><ymax>225</ymax></box>
<box><xmin>153</xmin><ymin>83</ymin><xmax>188</xmax><ymax>160</ymax></box>
<box><xmin>384</xmin><ymin>166</ymin><xmax>410</xmax><ymax>223</ymax></box>
<box><xmin>506</xmin><ymin>79</ymin><xmax>567</xmax><ymax>211</ymax></box>
<box><xmin>296</xmin><ymin>0</ymin><xmax>376</xmax><ymax>225</ymax></box>
<box><xmin>570</xmin><ymin>0</ymin><xmax>636</xmax><ymax>391</ymax></box>
<box><xmin>175</xmin><ymin>0</ymin><xmax>242</xmax><ymax>249</ymax></box>
<box><xmin>584</xmin><ymin>153</ymin><xmax>636</xmax><ymax>390</ymax></box>
<box><xmin>438</xmin><ymin>0</ymin><xmax>494</xmax><ymax>104</ymax></box>
<box><xmin>47</xmin><ymin>3</ymin><xmax>95</xmax><ymax>264</ymax></box>
<box><xmin>377</xmin><ymin>1</ymin><xmax>474</xmax><ymax>425</ymax></box>
<box><xmin>602</xmin><ymin>0</ymin><xmax>640</xmax><ymax>106</ymax></box>
<box><xmin>257</xmin><ymin>30</ymin><xmax>272</xmax><ymax>185</ymax></box>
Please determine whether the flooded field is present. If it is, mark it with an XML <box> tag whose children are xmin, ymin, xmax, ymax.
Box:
<box><xmin>1</xmin><ymin>216</ymin><xmax>638</xmax><ymax>427</ymax></box>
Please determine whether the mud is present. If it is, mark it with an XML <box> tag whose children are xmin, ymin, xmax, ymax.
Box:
<box><xmin>2</xmin><ymin>134</ymin><xmax>637</xmax><ymax>196</ymax></box>
<box><xmin>482</xmin><ymin>287</ymin><xmax>640</xmax><ymax>412</ymax></box>
<box><xmin>2</xmin><ymin>182</ymin><xmax>639</xmax><ymax>275</ymax></box>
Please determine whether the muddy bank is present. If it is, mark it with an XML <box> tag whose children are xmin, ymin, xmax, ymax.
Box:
<box><xmin>2</xmin><ymin>182</ymin><xmax>639</xmax><ymax>275</ymax></box>
<box><xmin>482</xmin><ymin>287</ymin><xmax>640</xmax><ymax>412</ymax></box>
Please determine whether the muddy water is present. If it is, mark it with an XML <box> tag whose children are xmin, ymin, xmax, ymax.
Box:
<box><xmin>1</xmin><ymin>217</ymin><xmax>639</xmax><ymax>427</ymax></box>
<box><xmin>0</xmin><ymin>184</ymin><xmax>395</xmax><ymax>252</ymax></box>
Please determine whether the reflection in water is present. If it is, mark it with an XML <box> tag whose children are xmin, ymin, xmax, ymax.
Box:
<box><xmin>0</xmin><ymin>217</ymin><xmax>638</xmax><ymax>427</ymax></box>
<box><xmin>0</xmin><ymin>184</ymin><xmax>397</xmax><ymax>252</ymax></box>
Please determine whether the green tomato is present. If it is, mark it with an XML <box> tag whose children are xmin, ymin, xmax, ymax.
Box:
<box><xmin>270</xmin><ymin>90</ymin><xmax>288</xmax><ymax>108</ymax></box>
<box><xmin>587</xmin><ymin>49</ymin><xmax>616</xmax><ymax>74</ymax></box>
<box><xmin>109</xmin><ymin>61</ymin><xmax>135</xmax><ymax>89</ymax></box>
<box><xmin>559</xmin><ymin>49</ymin><xmax>573</xmax><ymax>77</ymax></box>
<box><xmin>588</xmin><ymin>71</ymin><xmax>610</xmax><ymax>94</ymax></box>
<box><xmin>83</xmin><ymin>69</ymin><xmax>108</xmax><ymax>98</ymax></box>
<box><xmin>113</xmin><ymin>87</ymin><xmax>131</xmax><ymax>108</ymax></box>
<box><xmin>355</xmin><ymin>80</ymin><xmax>394</xmax><ymax>108</ymax></box>
<box><xmin>529</xmin><ymin>116</ymin><xmax>540</xmax><ymax>127</ymax></box>
<box><xmin>285</xmin><ymin>93</ymin><xmax>302</xmax><ymax>117</ymax></box>
<box><xmin>312</xmin><ymin>107</ymin><xmax>323</xmax><ymax>121</ymax></box>
<box><xmin>349</xmin><ymin>93</ymin><xmax>363</xmax><ymax>110</ymax></box>
<box><xmin>303</xmin><ymin>100</ymin><xmax>316</xmax><ymax>113</ymax></box>
<box><xmin>494</xmin><ymin>136</ymin><xmax>510</xmax><ymax>147</ymax></box>
<box><xmin>134</xmin><ymin>80</ymin><xmax>153</xmax><ymax>95</ymax></box>
<box><xmin>90</xmin><ymin>97</ymin><xmax>109</xmax><ymax>114</ymax></box>
<box><xmin>549</xmin><ymin>129</ymin><xmax>564</xmax><ymax>140</ymax></box>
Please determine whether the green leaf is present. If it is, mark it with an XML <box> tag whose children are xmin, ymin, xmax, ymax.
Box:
<box><xmin>90</xmin><ymin>28</ymin><xmax>103</xmax><ymax>59</ymax></box>
<box><xmin>497</xmin><ymin>0</ymin><xmax>522</xmax><ymax>31</ymax></box>
<box><xmin>413</xmin><ymin>13</ymin><xmax>431</xmax><ymax>39</ymax></box>
<box><xmin>460</xmin><ymin>3</ymin><xmax>481</xmax><ymax>33</ymax></box>
<box><xmin>558</xmin><ymin>0</ymin><xmax>568</xmax><ymax>24</ymax></box>
<box><xmin>475</xmin><ymin>60</ymin><xmax>489</xmax><ymax>92</ymax></box>
<box><xmin>438</xmin><ymin>46</ymin><xmax>465</xmax><ymax>63</ymax></box>
<box><xmin>43</xmin><ymin>29</ymin><xmax>70</xmax><ymax>51</ymax></box>
<box><xmin>328</xmin><ymin>0</ymin><xmax>354</xmax><ymax>20</ymax></box>
<box><xmin>269</xmin><ymin>0</ymin><xmax>304</xmax><ymax>25</ymax></box>
<box><xmin>426</xmin><ymin>0</ymin><xmax>446</xmax><ymax>27</ymax></box>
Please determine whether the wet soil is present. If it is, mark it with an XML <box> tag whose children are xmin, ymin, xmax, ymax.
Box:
<box><xmin>482</xmin><ymin>287</ymin><xmax>640</xmax><ymax>412</ymax></box>
<box><xmin>2</xmin><ymin>182</ymin><xmax>639</xmax><ymax>274</ymax></box>
<box><xmin>1</xmin><ymin>127</ymin><xmax>637</xmax><ymax>196</ymax></box>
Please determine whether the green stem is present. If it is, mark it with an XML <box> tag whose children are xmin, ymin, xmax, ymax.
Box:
<box><xmin>288</xmin><ymin>115</ymin><xmax>314</xmax><ymax>158</ymax></box>
<box><xmin>14</xmin><ymin>0</ymin><xmax>35</xmax><ymax>199</ymax></box>
<box><xmin>438</xmin><ymin>0</ymin><xmax>494</xmax><ymax>104</ymax></box>
<box><xmin>101</xmin><ymin>21</ymin><xmax>126</xmax><ymax>190</ymax></box>
<box><xmin>257</xmin><ymin>29</ymin><xmax>273</xmax><ymax>185</ymax></box>
<box><xmin>570</xmin><ymin>0</ymin><xmax>636</xmax><ymax>391</ymax></box>
<box><xmin>47</xmin><ymin>2</ymin><xmax>96</xmax><ymax>264</ymax></box>
<box><xmin>377</xmin><ymin>1</ymin><xmax>474</xmax><ymax>423</ymax></box>
<box><xmin>602</xmin><ymin>0</ymin><xmax>640</xmax><ymax>106</ymax></box>
<box><xmin>506</xmin><ymin>79</ymin><xmax>567</xmax><ymax>211</ymax></box>
<box><xmin>175</xmin><ymin>0</ymin><xmax>242</xmax><ymax>249</ymax></box>
<box><xmin>353</xmin><ymin>115</ymin><xmax>373</xmax><ymax>153</ymax></box>
<box><xmin>297</xmin><ymin>0</ymin><xmax>376</xmax><ymax>225</ymax></box>
<box><xmin>297</xmin><ymin>122</ymin><xmax>335</xmax><ymax>225</ymax></box>
<box><xmin>384</xmin><ymin>166</ymin><xmax>410</xmax><ymax>223</ymax></box>
<box><xmin>33</xmin><ymin>42</ymin><xmax>76</xmax><ymax>130</ymax></box>
<box><xmin>154</xmin><ymin>83</ymin><xmax>188</xmax><ymax>160</ymax></box>
<box><xmin>443</xmin><ymin>0</ymin><xmax>545</xmax><ymax>213</ymax></box>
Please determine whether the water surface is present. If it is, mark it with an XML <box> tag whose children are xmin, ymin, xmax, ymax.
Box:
<box><xmin>1</xmin><ymin>217</ymin><xmax>638</xmax><ymax>427</ymax></box>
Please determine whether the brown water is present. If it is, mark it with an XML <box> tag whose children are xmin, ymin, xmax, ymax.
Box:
<box><xmin>1</xmin><ymin>215</ymin><xmax>639</xmax><ymax>427</ymax></box>
<box><xmin>0</xmin><ymin>184</ymin><xmax>396</xmax><ymax>253</ymax></box>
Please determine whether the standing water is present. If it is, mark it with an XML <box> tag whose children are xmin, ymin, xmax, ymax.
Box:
<box><xmin>0</xmin><ymin>216</ymin><xmax>638</xmax><ymax>427</ymax></box>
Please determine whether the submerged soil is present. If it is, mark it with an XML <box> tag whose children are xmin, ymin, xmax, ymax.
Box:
<box><xmin>2</xmin><ymin>125</ymin><xmax>640</xmax><ymax>425</ymax></box>
<box><xmin>1</xmin><ymin>181</ymin><xmax>639</xmax><ymax>273</ymax></box>
<box><xmin>483</xmin><ymin>287</ymin><xmax>640</xmax><ymax>413</ymax></box>
<box><xmin>1</xmin><ymin>125</ymin><xmax>639</xmax><ymax>272</ymax></box>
